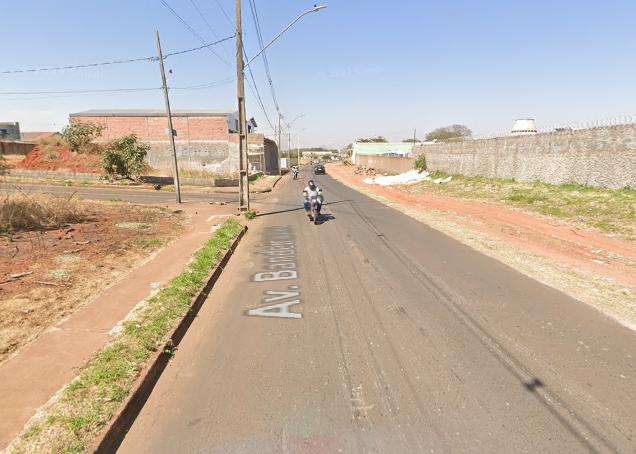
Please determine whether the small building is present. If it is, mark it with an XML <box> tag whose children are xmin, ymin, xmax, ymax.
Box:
<box><xmin>352</xmin><ymin>142</ymin><xmax>414</xmax><ymax>164</ymax></box>
<box><xmin>69</xmin><ymin>109</ymin><xmax>279</xmax><ymax>175</ymax></box>
<box><xmin>0</xmin><ymin>122</ymin><xmax>21</xmax><ymax>140</ymax></box>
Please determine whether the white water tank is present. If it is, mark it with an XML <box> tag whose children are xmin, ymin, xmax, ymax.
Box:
<box><xmin>511</xmin><ymin>119</ymin><xmax>537</xmax><ymax>135</ymax></box>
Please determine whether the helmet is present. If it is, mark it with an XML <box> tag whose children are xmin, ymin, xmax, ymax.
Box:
<box><xmin>308</xmin><ymin>179</ymin><xmax>316</xmax><ymax>189</ymax></box>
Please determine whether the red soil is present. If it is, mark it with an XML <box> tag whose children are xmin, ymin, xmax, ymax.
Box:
<box><xmin>16</xmin><ymin>147</ymin><xmax>102</xmax><ymax>173</ymax></box>
<box><xmin>328</xmin><ymin>164</ymin><xmax>636</xmax><ymax>291</ymax></box>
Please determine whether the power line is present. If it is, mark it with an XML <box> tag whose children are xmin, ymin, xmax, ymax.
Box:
<box><xmin>0</xmin><ymin>36</ymin><xmax>234</xmax><ymax>74</ymax></box>
<box><xmin>248</xmin><ymin>0</ymin><xmax>281</xmax><ymax>115</ymax></box>
<box><xmin>160</xmin><ymin>0</ymin><xmax>231</xmax><ymax>66</ymax></box>
<box><xmin>213</xmin><ymin>0</ymin><xmax>234</xmax><ymax>27</ymax></box>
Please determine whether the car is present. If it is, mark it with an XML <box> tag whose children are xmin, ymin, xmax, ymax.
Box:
<box><xmin>313</xmin><ymin>164</ymin><xmax>326</xmax><ymax>175</ymax></box>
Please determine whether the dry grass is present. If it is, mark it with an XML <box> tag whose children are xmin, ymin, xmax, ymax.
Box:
<box><xmin>7</xmin><ymin>220</ymin><xmax>243</xmax><ymax>453</ymax></box>
<box><xmin>0</xmin><ymin>192</ymin><xmax>88</xmax><ymax>234</ymax></box>
<box><xmin>406</xmin><ymin>174</ymin><xmax>636</xmax><ymax>241</ymax></box>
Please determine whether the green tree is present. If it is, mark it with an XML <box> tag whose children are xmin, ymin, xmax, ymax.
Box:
<box><xmin>355</xmin><ymin>136</ymin><xmax>387</xmax><ymax>143</ymax></box>
<box><xmin>101</xmin><ymin>134</ymin><xmax>148</xmax><ymax>180</ymax></box>
<box><xmin>402</xmin><ymin>138</ymin><xmax>421</xmax><ymax>143</ymax></box>
<box><xmin>62</xmin><ymin>123</ymin><xmax>105</xmax><ymax>153</ymax></box>
<box><xmin>425</xmin><ymin>124</ymin><xmax>472</xmax><ymax>142</ymax></box>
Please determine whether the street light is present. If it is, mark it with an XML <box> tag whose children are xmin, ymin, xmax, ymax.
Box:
<box><xmin>296</xmin><ymin>128</ymin><xmax>307</xmax><ymax>167</ymax></box>
<box><xmin>236</xmin><ymin>3</ymin><xmax>328</xmax><ymax>210</ymax></box>
<box><xmin>286</xmin><ymin>114</ymin><xmax>305</xmax><ymax>165</ymax></box>
<box><xmin>244</xmin><ymin>6</ymin><xmax>328</xmax><ymax>68</ymax></box>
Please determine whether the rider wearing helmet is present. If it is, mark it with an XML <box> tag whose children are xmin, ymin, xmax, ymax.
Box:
<box><xmin>303</xmin><ymin>179</ymin><xmax>324</xmax><ymax>218</ymax></box>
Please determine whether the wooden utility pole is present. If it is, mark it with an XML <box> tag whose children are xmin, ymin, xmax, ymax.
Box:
<box><xmin>156</xmin><ymin>31</ymin><xmax>181</xmax><ymax>204</ymax></box>
<box><xmin>278</xmin><ymin>113</ymin><xmax>283</xmax><ymax>174</ymax></box>
<box><xmin>235</xmin><ymin>0</ymin><xmax>250</xmax><ymax>211</ymax></box>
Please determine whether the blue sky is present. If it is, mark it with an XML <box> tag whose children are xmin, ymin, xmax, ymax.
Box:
<box><xmin>1</xmin><ymin>0</ymin><xmax>635</xmax><ymax>147</ymax></box>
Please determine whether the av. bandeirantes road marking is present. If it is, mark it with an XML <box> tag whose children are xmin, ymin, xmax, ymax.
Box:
<box><xmin>247</xmin><ymin>226</ymin><xmax>302</xmax><ymax>319</ymax></box>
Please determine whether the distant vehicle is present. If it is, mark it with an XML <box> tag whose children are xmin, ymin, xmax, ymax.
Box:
<box><xmin>313</xmin><ymin>164</ymin><xmax>325</xmax><ymax>175</ymax></box>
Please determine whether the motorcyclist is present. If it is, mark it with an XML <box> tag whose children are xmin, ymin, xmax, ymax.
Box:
<box><xmin>291</xmin><ymin>165</ymin><xmax>298</xmax><ymax>179</ymax></box>
<box><xmin>303</xmin><ymin>179</ymin><xmax>323</xmax><ymax>219</ymax></box>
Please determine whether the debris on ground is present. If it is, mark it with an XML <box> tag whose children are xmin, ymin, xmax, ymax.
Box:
<box><xmin>433</xmin><ymin>176</ymin><xmax>453</xmax><ymax>184</ymax></box>
<box><xmin>353</xmin><ymin>165</ymin><xmax>377</xmax><ymax>176</ymax></box>
<box><xmin>363</xmin><ymin>169</ymin><xmax>433</xmax><ymax>186</ymax></box>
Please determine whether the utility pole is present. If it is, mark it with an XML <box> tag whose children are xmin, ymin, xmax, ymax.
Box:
<box><xmin>235</xmin><ymin>0</ymin><xmax>250</xmax><ymax>210</ymax></box>
<box><xmin>288</xmin><ymin>130</ymin><xmax>292</xmax><ymax>165</ymax></box>
<box><xmin>156</xmin><ymin>31</ymin><xmax>181</xmax><ymax>203</ymax></box>
<box><xmin>278</xmin><ymin>113</ymin><xmax>282</xmax><ymax>173</ymax></box>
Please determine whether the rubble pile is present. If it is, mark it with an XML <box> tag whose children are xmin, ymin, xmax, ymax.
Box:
<box><xmin>353</xmin><ymin>165</ymin><xmax>377</xmax><ymax>176</ymax></box>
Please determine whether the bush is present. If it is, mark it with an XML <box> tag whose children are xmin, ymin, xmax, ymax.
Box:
<box><xmin>62</xmin><ymin>123</ymin><xmax>105</xmax><ymax>153</ymax></box>
<box><xmin>414</xmin><ymin>154</ymin><xmax>427</xmax><ymax>171</ymax></box>
<box><xmin>101</xmin><ymin>134</ymin><xmax>149</xmax><ymax>181</ymax></box>
<box><xmin>0</xmin><ymin>154</ymin><xmax>8</xmax><ymax>176</ymax></box>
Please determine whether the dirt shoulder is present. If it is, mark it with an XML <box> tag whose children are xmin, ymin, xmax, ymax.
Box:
<box><xmin>0</xmin><ymin>201</ymin><xmax>185</xmax><ymax>364</ymax></box>
<box><xmin>327</xmin><ymin>164</ymin><xmax>636</xmax><ymax>329</ymax></box>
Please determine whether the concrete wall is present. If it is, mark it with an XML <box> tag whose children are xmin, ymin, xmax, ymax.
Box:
<box><xmin>0</xmin><ymin>141</ymin><xmax>35</xmax><ymax>156</ymax></box>
<box><xmin>147</xmin><ymin>141</ymin><xmax>239</xmax><ymax>175</ymax></box>
<box><xmin>414</xmin><ymin>124</ymin><xmax>636</xmax><ymax>189</ymax></box>
<box><xmin>355</xmin><ymin>155</ymin><xmax>414</xmax><ymax>174</ymax></box>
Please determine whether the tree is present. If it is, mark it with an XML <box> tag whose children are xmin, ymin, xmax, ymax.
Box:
<box><xmin>425</xmin><ymin>124</ymin><xmax>472</xmax><ymax>142</ymax></box>
<box><xmin>402</xmin><ymin>138</ymin><xmax>421</xmax><ymax>143</ymax></box>
<box><xmin>62</xmin><ymin>123</ymin><xmax>105</xmax><ymax>153</ymax></box>
<box><xmin>101</xmin><ymin>134</ymin><xmax>148</xmax><ymax>180</ymax></box>
<box><xmin>355</xmin><ymin>136</ymin><xmax>387</xmax><ymax>143</ymax></box>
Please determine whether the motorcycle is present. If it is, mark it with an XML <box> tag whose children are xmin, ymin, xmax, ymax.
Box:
<box><xmin>309</xmin><ymin>196</ymin><xmax>320</xmax><ymax>225</ymax></box>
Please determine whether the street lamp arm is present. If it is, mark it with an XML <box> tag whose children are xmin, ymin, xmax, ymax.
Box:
<box><xmin>244</xmin><ymin>5</ymin><xmax>327</xmax><ymax>68</ymax></box>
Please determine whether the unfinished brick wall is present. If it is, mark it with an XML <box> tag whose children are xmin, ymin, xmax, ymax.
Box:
<box><xmin>71</xmin><ymin>115</ymin><xmax>229</xmax><ymax>142</ymax></box>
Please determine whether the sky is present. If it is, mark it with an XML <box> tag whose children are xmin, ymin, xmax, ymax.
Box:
<box><xmin>1</xmin><ymin>0</ymin><xmax>636</xmax><ymax>148</ymax></box>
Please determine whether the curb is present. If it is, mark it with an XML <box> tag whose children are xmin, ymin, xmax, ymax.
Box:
<box><xmin>92</xmin><ymin>225</ymin><xmax>248</xmax><ymax>453</ymax></box>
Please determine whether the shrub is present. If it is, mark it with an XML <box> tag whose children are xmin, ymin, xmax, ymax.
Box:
<box><xmin>102</xmin><ymin>134</ymin><xmax>149</xmax><ymax>181</ymax></box>
<box><xmin>414</xmin><ymin>154</ymin><xmax>427</xmax><ymax>171</ymax></box>
<box><xmin>0</xmin><ymin>154</ymin><xmax>8</xmax><ymax>176</ymax></box>
<box><xmin>62</xmin><ymin>123</ymin><xmax>105</xmax><ymax>153</ymax></box>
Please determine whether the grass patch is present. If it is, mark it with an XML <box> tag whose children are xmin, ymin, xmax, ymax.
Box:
<box><xmin>135</xmin><ymin>237</ymin><xmax>162</xmax><ymax>249</ymax></box>
<box><xmin>243</xmin><ymin>210</ymin><xmax>257</xmax><ymax>220</ymax></box>
<box><xmin>9</xmin><ymin>219</ymin><xmax>243</xmax><ymax>453</ymax></box>
<box><xmin>408</xmin><ymin>175</ymin><xmax>636</xmax><ymax>240</ymax></box>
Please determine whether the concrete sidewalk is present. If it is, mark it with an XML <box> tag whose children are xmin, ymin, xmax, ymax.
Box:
<box><xmin>0</xmin><ymin>202</ymin><xmax>236</xmax><ymax>449</ymax></box>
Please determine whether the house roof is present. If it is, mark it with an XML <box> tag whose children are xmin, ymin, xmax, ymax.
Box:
<box><xmin>69</xmin><ymin>109</ymin><xmax>236</xmax><ymax>118</ymax></box>
<box><xmin>20</xmin><ymin>131</ymin><xmax>59</xmax><ymax>141</ymax></box>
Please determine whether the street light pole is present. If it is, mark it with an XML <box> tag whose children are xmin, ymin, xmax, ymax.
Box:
<box><xmin>235</xmin><ymin>0</ymin><xmax>249</xmax><ymax>211</ymax></box>
<box><xmin>156</xmin><ymin>31</ymin><xmax>181</xmax><ymax>204</ymax></box>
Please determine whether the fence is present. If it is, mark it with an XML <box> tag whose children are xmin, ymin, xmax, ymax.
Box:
<box><xmin>415</xmin><ymin>123</ymin><xmax>636</xmax><ymax>189</ymax></box>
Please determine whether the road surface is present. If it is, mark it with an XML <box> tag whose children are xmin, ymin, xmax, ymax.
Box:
<box><xmin>118</xmin><ymin>171</ymin><xmax>635</xmax><ymax>453</ymax></box>
<box><xmin>1</xmin><ymin>183</ymin><xmax>257</xmax><ymax>204</ymax></box>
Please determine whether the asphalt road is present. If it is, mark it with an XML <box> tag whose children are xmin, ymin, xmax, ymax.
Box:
<box><xmin>2</xmin><ymin>183</ymin><xmax>246</xmax><ymax>204</ymax></box>
<box><xmin>118</xmin><ymin>171</ymin><xmax>635</xmax><ymax>453</ymax></box>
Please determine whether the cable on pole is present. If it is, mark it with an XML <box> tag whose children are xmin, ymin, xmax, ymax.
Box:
<box><xmin>1</xmin><ymin>36</ymin><xmax>234</xmax><ymax>75</ymax></box>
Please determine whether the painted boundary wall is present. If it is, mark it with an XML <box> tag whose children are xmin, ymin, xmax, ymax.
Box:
<box><xmin>413</xmin><ymin>124</ymin><xmax>636</xmax><ymax>189</ymax></box>
<box><xmin>355</xmin><ymin>155</ymin><xmax>414</xmax><ymax>174</ymax></box>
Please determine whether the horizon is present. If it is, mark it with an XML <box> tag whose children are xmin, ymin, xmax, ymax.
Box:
<box><xmin>1</xmin><ymin>0</ymin><xmax>635</xmax><ymax>148</ymax></box>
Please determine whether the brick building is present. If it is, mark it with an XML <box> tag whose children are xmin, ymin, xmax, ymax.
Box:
<box><xmin>69</xmin><ymin>109</ymin><xmax>279</xmax><ymax>175</ymax></box>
